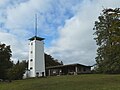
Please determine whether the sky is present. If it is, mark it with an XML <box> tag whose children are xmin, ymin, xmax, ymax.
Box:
<box><xmin>0</xmin><ymin>0</ymin><xmax>120</xmax><ymax>65</ymax></box>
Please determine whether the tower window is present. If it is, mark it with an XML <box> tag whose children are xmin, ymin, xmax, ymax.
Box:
<box><xmin>30</xmin><ymin>59</ymin><xmax>33</xmax><ymax>62</ymax></box>
<box><xmin>31</xmin><ymin>42</ymin><xmax>33</xmax><ymax>45</ymax></box>
<box><xmin>31</xmin><ymin>51</ymin><xmax>33</xmax><ymax>53</ymax></box>
<box><xmin>30</xmin><ymin>67</ymin><xmax>33</xmax><ymax>69</ymax></box>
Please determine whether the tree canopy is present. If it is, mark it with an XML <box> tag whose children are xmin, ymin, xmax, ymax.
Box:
<box><xmin>0</xmin><ymin>43</ymin><xmax>13</xmax><ymax>79</ymax></box>
<box><xmin>7</xmin><ymin>60</ymin><xmax>27</xmax><ymax>80</ymax></box>
<box><xmin>45</xmin><ymin>53</ymin><xmax>63</xmax><ymax>67</ymax></box>
<box><xmin>94</xmin><ymin>8</ymin><xmax>120</xmax><ymax>73</ymax></box>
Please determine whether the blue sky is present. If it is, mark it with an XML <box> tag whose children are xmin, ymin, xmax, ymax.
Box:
<box><xmin>0</xmin><ymin>0</ymin><xmax>120</xmax><ymax>65</ymax></box>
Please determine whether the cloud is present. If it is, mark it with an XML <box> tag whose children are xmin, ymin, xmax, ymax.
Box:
<box><xmin>46</xmin><ymin>0</ymin><xmax>120</xmax><ymax>65</ymax></box>
<box><xmin>0</xmin><ymin>0</ymin><xmax>120</xmax><ymax>65</ymax></box>
<box><xmin>4</xmin><ymin>0</ymin><xmax>78</xmax><ymax>37</ymax></box>
<box><xmin>0</xmin><ymin>30</ymin><xmax>28</xmax><ymax>62</ymax></box>
<box><xmin>0</xmin><ymin>0</ymin><xmax>54</xmax><ymax>62</ymax></box>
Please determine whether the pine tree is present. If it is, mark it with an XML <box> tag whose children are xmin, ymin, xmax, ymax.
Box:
<box><xmin>94</xmin><ymin>8</ymin><xmax>120</xmax><ymax>73</ymax></box>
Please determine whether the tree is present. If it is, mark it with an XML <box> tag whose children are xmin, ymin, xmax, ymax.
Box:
<box><xmin>0</xmin><ymin>43</ymin><xmax>13</xmax><ymax>79</ymax></box>
<box><xmin>94</xmin><ymin>8</ymin><xmax>120</xmax><ymax>74</ymax></box>
<box><xmin>7</xmin><ymin>60</ymin><xmax>27</xmax><ymax>80</ymax></box>
<box><xmin>45</xmin><ymin>53</ymin><xmax>63</xmax><ymax>67</ymax></box>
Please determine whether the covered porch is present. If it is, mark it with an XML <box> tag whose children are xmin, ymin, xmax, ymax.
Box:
<box><xmin>46</xmin><ymin>63</ymin><xmax>91</xmax><ymax>76</ymax></box>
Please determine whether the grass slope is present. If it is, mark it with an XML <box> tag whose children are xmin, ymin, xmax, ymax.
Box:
<box><xmin>0</xmin><ymin>74</ymin><xmax>120</xmax><ymax>90</ymax></box>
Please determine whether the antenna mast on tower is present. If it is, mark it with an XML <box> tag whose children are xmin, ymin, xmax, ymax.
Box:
<box><xmin>35</xmin><ymin>14</ymin><xmax>37</xmax><ymax>37</ymax></box>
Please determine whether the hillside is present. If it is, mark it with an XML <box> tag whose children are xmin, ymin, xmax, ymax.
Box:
<box><xmin>0</xmin><ymin>74</ymin><xmax>120</xmax><ymax>90</ymax></box>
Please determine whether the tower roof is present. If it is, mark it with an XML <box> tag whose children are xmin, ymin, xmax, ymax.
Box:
<box><xmin>29</xmin><ymin>36</ymin><xmax>45</xmax><ymax>41</ymax></box>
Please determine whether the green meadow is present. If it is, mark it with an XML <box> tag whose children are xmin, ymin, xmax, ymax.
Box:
<box><xmin>0</xmin><ymin>74</ymin><xmax>120</xmax><ymax>90</ymax></box>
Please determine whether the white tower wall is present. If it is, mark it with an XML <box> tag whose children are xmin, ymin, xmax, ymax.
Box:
<box><xmin>28</xmin><ymin>38</ymin><xmax>45</xmax><ymax>77</ymax></box>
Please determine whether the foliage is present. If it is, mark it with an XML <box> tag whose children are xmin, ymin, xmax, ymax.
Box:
<box><xmin>0</xmin><ymin>43</ymin><xmax>62</xmax><ymax>80</ymax></box>
<box><xmin>7</xmin><ymin>60</ymin><xmax>27</xmax><ymax>80</ymax></box>
<box><xmin>0</xmin><ymin>43</ymin><xmax>13</xmax><ymax>79</ymax></box>
<box><xmin>1</xmin><ymin>74</ymin><xmax>120</xmax><ymax>90</ymax></box>
<box><xmin>94</xmin><ymin>8</ymin><xmax>120</xmax><ymax>73</ymax></box>
<box><xmin>6</xmin><ymin>53</ymin><xmax>62</xmax><ymax>80</ymax></box>
<box><xmin>45</xmin><ymin>53</ymin><xmax>63</xmax><ymax>67</ymax></box>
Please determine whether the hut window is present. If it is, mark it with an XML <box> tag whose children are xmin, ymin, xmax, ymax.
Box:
<box><xmin>83</xmin><ymin>68</ymin><xmax>86</xmax><ymax>71</ymax></box>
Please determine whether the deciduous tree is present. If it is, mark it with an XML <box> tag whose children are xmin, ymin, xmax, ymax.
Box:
<box><xmin>94</xmin><ymin>8</ymin><xmax>120</xmax><ymax>73</ymax></box>
<box><xmin>7</xmin><ymin>60</ymin><xmax>27</xmax><ymax>80</ymax></box>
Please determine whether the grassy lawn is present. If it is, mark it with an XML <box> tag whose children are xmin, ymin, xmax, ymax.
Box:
<box><xmin>0</xmin><ymin>74</ymin><xmax>120</xmax><ymax>90</ymax></box>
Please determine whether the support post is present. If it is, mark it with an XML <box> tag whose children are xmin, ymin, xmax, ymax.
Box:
<box><xmin>48</xmin><ymin>69</ymin><xmax>51</xmax><ymax>76</ymax></box>
<box><xmin>75</xmin><ymin>66</ymin><xmax>78</xmax><ymax>75</ymax></box>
